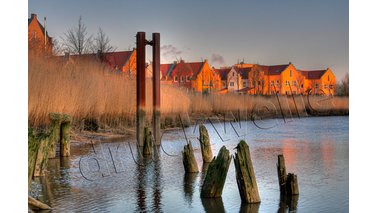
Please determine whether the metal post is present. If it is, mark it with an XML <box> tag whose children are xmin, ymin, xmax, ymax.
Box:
<box><xmin>136</xmin><ymin>32</ymin><xmax>146</xmax><ymax>146</ymax></box>
<box><xmin>152</xmin><ymin>33</ymin><xmax>161</xmax><ymax>145</ymax></box>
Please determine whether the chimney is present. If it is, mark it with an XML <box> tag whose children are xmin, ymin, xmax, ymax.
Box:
<box><xmin>31</xmin><ymin>13</ymin><xmax>37</xmax><ymax>19</ymax></box>
<box><xmin>44</xmin><ymin>17</ymin><xmax>47</xmax><ymax>49</ymax></box>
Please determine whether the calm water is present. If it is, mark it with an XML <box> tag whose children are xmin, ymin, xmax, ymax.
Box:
<box><xmin>32</xmin><ymin>116</ymin><xmax>349</xmax><ymax>212</ymax></box>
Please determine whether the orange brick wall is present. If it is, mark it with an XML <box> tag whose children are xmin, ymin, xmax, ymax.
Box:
<box><xmin>28</xmin><ymin>14</ymin><xmax>53</xmax><ymax>55</ymax></box>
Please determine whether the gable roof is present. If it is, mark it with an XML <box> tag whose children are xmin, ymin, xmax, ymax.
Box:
<box><xmin>28</xmin><ymin>13</ymin><xmax>51</xmax><ymax>39</ymax></box>
<box><xmin>214</xmin><ymin>67</ymin><xmax>232</xmax><ymax>80</ymax></box>
<box><xmin>235</xmin><ymin>67</ymin><xmax>252</xmax><ymax>79</ymax></box>
<box><xmin>298</xmin><ymin>69</ymin><xmax>327</xmax><ymax>79</ymax></box>
<box><xmin>254</xmin><ymin>64</ymin><xmax>290</xmax><ymax>75</ymax></box>
<box><xmin>160</xmin><ymin>63</ymin><xmax>175</xmax><ymax>79</ymax></box>
<box><xmin>170</xmin><ymin>60</ymin><xmax>205</xmax><ymax>79</ymax></box>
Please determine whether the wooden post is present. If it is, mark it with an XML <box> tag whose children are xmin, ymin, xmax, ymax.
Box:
<box><xmin>286</xmin><ymin>173</ymin><xmax>299</xmax><ymax>195</ymax></box>
<box><xmin>136</xmin><ymin>32</ymin><xmax>146</xmax><ymax>147</ymax></box>
<box><xmin>234</xmin><ymin>140</ymin><xmax>261</xmax><ymax>203</ymax></box>
<box><xmin>48</xmin><ymin>113</ymin><xmax>62</xmax><ymax>158</ymax></box>
<box><xmin>200</xmin><ymin>146</ymin><xmax>231</xmax><ymax>198</ymax></box>
<box><xmin>28</xmin><ymin>128</ymin><xmax>40</xmax><ymax>188</ymax></box>
<box><xmin>277</xmin><ymin>154</ymin><xmax>287</xmax><ymax>195</ymax></box>
<box><xmin>152</xmin><ymin>32</ymin><xmax>161</xmax><ymax>145</ymax></box>
<box><xmin>277</xmin><ymin>154</ymin><xmax>299</xmax><ymax>196</ymax></box>
<box><xmin>240</xmin><ymin>203</ymin><xmax>260</xmax><ymax>213</ymax></box>
<box><xmin>199</xmin><ymin>124</ymin><xmax>213</xmax><ymax>163</ymax></box>
<box><xmin>60</xmin><ymin>114</ymin><xmax>72</xmax><ymax>157</ymax></box>
<box><xmin>33</xmin><ymin>137</ymin><xmax>49</xmax><ymax>177</ymax></box>
<box><xmin>201</xmin><ymin>198</ymin><xmax>226</xmax><ymax>213</ymax></box>
<box><xmin>143</xmin><ymin>127</ymin><xmax>152</xmax><ymax>155</ymax></box>
<box><xmin>182</xmin><ymin>141</ymin><xmax>199</xmax><ymax>173</ymax></box>
<box><xmin>28</xmin><ymin>196</ymin><xmax>51</xmax><ymax>210</ymax></box>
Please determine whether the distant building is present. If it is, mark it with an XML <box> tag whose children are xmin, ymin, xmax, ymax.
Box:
<box><xmin>28</xmin><ymin>13</ymin><xmax>53</xmax><ymax>55</ymax></box>
<box><xmin>298</xmin><ymin>68</ymin><xmax>336</xmax><ymax>95</ymax></box>
<box><xmin>160</xmin><ymin>59</ymin><xmax>221</xmax><ymax>93</ymax></box>
<box><xmin>58</xmin><ymin>49</ymin><xmax>137</xmax><ymax>75</ymax></box>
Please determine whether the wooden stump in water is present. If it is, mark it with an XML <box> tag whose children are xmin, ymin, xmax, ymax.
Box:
<box><xmin>234</xmin><ymin>140</ymin><xmax>261</xmax><ymax>203</ymax></box>
<box><xmin>200</xmin><ymin>146</ymin><xmax>231</xmax><ymax>198</ymax></box>
<box><xmin>28</xmin><ymin>129</ymin><xmax>40</xmax><ymax>188</ymax></box>
<box><xmin>60</xmin><ymin>114</ymin><xmax>72</xmax><ymax>157</ymax></box>
<box><xmin>48</xmin><ymin>113</ymin><xmax>63</xmax><ymax>158</ymax></box>
<box><xmin>277</xmin><ymin>154</ymin><xmax>287</xmax><ymax>195</ymax></box>
<box><xmin>286</xmin><ymin>173</ymin><xmax>299</xmax><ymax>195</ymax></box>
<box><xmin>199</xmin><ymin>124</ymin><xmax>213</xmax><ymax>163</ymax></box>
<box><xmin>182</xmin><ymin>141</ymin><xmax>199</xmax><ymax>173</ymax></box>
<box><xmin>33</xmin><ymin>137</ymin><xmax>50</xmax><ymax>177</ymax></box>
<box><xmin>143</xmin><ymin>127</ymin><xmax>152</xmax><ymax>155</ymax></box>
<box><xmin>277</xmin><ymin>154</ymin><xmax>299</xmax><ymax>196</ymax></box>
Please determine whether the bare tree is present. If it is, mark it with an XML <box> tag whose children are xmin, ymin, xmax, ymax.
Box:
<box><xmin>62</xmin><ymin>16</ymin><xmax>93</xmax><ymax>55</ymax></box>
<box><xmin>92</xmin><ymin>27</ymin><xmax>115</xmax><ymax>53</ymax></box>
<box><xmin>336</xmin><ymin>72</ymin><xmax>349</xmax><ymax>96</ymax></box>
<box><xmin>52</xmin><ymin>38</ymin><xmax>64</xmax><ymax>56</ymax></box>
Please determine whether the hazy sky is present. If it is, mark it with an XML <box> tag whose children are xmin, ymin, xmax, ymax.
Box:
<box><xmin>29</xmin><ymin>0</ymin><xmax>348</xmax><ymax>80</ymax></box>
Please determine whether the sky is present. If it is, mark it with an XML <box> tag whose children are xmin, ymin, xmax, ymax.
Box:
<box><xmin>28</xmin><ymin>0</ymin><xmax>348</xmax><ymax>80</ymax></box>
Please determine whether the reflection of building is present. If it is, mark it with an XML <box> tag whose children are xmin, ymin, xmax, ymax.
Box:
<box><xmin>28</xmin><ymin>13</ymin><xmax>53</xmax><ymax>55</ymax></box>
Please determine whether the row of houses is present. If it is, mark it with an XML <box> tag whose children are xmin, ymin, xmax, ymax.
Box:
<box><xmin>29</xmin><ymin>13</ymin><xmax>336</xmax><ymax>96</ymax></box>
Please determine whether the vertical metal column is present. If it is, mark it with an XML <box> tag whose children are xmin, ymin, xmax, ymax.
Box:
<box><xmin>152</xmin><ymin>33</ymin><xmax>161</xmax><ymax>145</ymax></box>
<box><xmin>136</xmin><ymin>32</ymin><xmax>146</xmax><ymax>146</ymax></box>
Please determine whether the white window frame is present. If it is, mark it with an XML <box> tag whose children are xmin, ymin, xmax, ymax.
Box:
<box><xmin>174</xmin><ymin>76</ymin><xmax>178</xmax><ymax>82</ymax></box>
<box><xmin>181</xmin><ymin>76</ymin><xmax>184</xmax><ymax>82</ymax></box>
<box><xmin>230</xmin><ymin>82</ymin><xmax>234</xmax><ymax>87</ymax></box>
<box><xmin>285</xmin><ymin>80</ymin><xmax>289</xmax><ymax>86</ymax></box>
<box><xmin>186</xmin><ymin>76</ymin><xmax>191</xmax><ymax>82</ymax></box>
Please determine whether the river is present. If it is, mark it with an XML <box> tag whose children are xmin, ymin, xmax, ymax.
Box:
<box><xmin>31</xmin><ymin>116</ymin><xmax>348</xmax><ymax>212</ymax></box>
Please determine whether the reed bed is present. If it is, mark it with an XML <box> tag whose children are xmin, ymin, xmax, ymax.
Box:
<box><xmin>29</xmin><ymin>55</ymin><xmax>348</xmax><ymax>130</ymax></box>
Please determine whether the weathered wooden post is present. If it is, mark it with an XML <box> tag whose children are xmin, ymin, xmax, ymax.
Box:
<box><xmin>182</xmin><ymin>141</ymin><xmax>199</xmax><ymax>173</ymax></box>
<box><xmin>199</xmin><ymin>124</ymin><xmax>213</xmax><ymax>163</ymax></box>
<box><xmin>286</xmin><ymin>173</ymin><xmax>299</xmax><ymax>195</ymax></box>
<box><xmin>48</xmin><ymin>113</ymin><xmax>62</xmax><ymax>158</ymax></box>
<box><xmin>152</xmin><ymin>32</ymin><xmax>161</xmax><ymax>146</ymax></box>
<box><xmin>201</xmin><ymin>146</ymin><xmax>231</xmax><ymax>198</ymax></box>
<box><xmin>143</xmin><ymin>127</ymin><xmax>152</xmax><ymax>155</ymax></box>
<box><xmin>234</xmin><ymin>140</ymin><xmax>261</xmax><ymax>203</ymax></box>
<box><xmin>277</xmin><ymin>154</ymin><xmax>287</xmax><ymax>195</ymax></box>
<box><xmin>277</xmin><ymin>154</ymin><xmax>299</xmax><ymax>196</ymax></box>
<box><xmin>33</xmin><ymin>137</ymin><xmax>49</xmax><ymax>177</ymax></box>
<box><xmin>136</xmin><ymin>32</ymin><xmax>146</xmax><ymax>147</ymax></box>
<box><xmin>60</xmin><ymin>114</ymin><xmax>71</xmax><ymax>157</ymax></box>
<box><xmin>28</xmin><ymin>129</ymin><xmax>40</xmax><ymax>187</ymax></box>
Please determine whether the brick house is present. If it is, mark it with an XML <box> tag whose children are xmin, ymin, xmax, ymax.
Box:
<box><xmin>28</xmin><ymin>13</ymin><xmax>53</xmax><ymax>55</ymax></box>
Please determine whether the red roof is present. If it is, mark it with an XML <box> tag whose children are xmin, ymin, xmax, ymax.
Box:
<box><xmin>254</xmin><ymin>64</ymin><xmax>290</xmax><ymax>75</ymax></box>
<box><xmin>298</xmin><ymin>70</ymin><xmax>326</xmax><ymax>79</ymax></box>
<box><xmin>160</xmin><ymin>63</ymin><xmax>175</xmax><ymax>79</ymax></box>
<box><xmin>214</xmin><ymin>67</ymin><xmax>232</xmax><ymax>80</ymax></box>
<box><xmin>235</xmin><ymin>67</ymin><xmax>252</xmax><ymax>79</ymax></box>
<box><xmin>103</xmin><ymin>51</ymin><xmax>133</xmax><ymax>70</ymax></box>
<box><xmin>170</xmin><ymin>60</ymin><xmax>204</xmax><ymax>79</ymax></box>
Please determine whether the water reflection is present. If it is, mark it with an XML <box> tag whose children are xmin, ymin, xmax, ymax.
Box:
<box><xmin>277</xmin><ymin>195</ymin><xmax>299</xmax><ymax>213</ymax></box>
<box><xmin>134</xmin><ymin>148</ymin><xmax>163</xmax><ymax>213</ymax></box>
<box><xmin>183</xmin><ymin>173</ymin><xmax>198</xmax><ymax>206</ymax></box>
<box><xmin>239</xmin><ymin>202</ymin><xmax>260</xmax><ymax>213</ymax></box>
<box><xmin>201</xmin><ymin>197</ymin><xmax>226</xmax><ymax>213</ymax></box>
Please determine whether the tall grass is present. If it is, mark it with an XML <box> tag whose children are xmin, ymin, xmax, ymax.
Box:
<box><xmin>29</xmin><ymin>55</ymin><xmax>348</xmax><ymax>130</ymax></box>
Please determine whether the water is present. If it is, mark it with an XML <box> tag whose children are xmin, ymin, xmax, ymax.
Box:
<box><xmin>33</xmin><ymin>116</ymin><xmax>349</xmax><ymax>212</ymax></box>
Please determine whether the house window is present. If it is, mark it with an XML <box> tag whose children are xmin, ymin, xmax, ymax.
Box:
<box><xmin>276</xmin><ymin>80</ymin><xmax>280</xmax><ymax>86</ymax></box>
<box><xmin>315</xmin><ymin>83</ymin><xmax>318</xmax><ymax>88</ymax></box>
<box><xmin>301</xmin><ymin>84</ymin><xmax>304</xmax><ymax>88</ymax></box>
<box><xmin>293</xmin><ymin>91</ymin><xmax>297</xmax><ymax>95</ymax></box>
<box><xmin>232</xmin><ymin>72</ymin><xmax>235</xmax><ymax>76</ymax></box>
<box><xmin>330</xmin><ymin>84</ymin><xmax>334</xmax><ymax>89</ymax></box>
<box><xmin>324</xmin><ymin>84</ymin><xmax>328</xmax><ymax>89</ymax></box>
<box><xmin>270</xmin><ymin>80</ymin><xmax>274</xmax><ymax>86</ymax></box>
<box><xmin>186</xmin><ymin>76</ymin><xmax>191</xmax><ymax>82</ymax></box>
<box><xmin>285</xmin><ymin>91</ymin><xmax>289</xmax><ymax>95</ymax></box>
<box><xmin>230</xmin><ymin>82</ymin><xmax>234</xmax><ymax>87</ymax></box>
<box><xmin>328</xmin><ymin>75</ymin><xmax>330</xmax><ymax>81</ymax></box>
<box><xmin>181</xmin><ymin>76</ymin><xmax>184</xmax><ymax>82</ymax></box>
<box><xmin>258</xmin><ymin>81</ymin><xmax>261</xmax><ymax>86</ymax></box>
<box><xmin>243</xmin><ymin>82</ymin><xmax>247</xmax><ymax>87</ymax></box>
<box><xmin>32</xmin><ymin>31</ymin><xmax>36</xmax><ymax>41</ymax></box>
<box><xmin>290</xmin><ymin>70</ymin><xmax>292</xmax><ymax>77</ymax></box>
<box><xmin>292</xmin><ymin>81</ymin><xmax>296</xmax><ymax>86</ymax></box>
<box><xmin>222</xmin><ymin>82</ymin><xmax>226</xmax><ymax>87</ymax></box>
<box><xmin>285</xmin><ymin>80</ymin><xmax>289</xmax><ymax>86</ymax></box>
<box><xmin>174</xmin><ymin>76</ymin><xmax>178</xmax><ymax>82</ymax></box>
